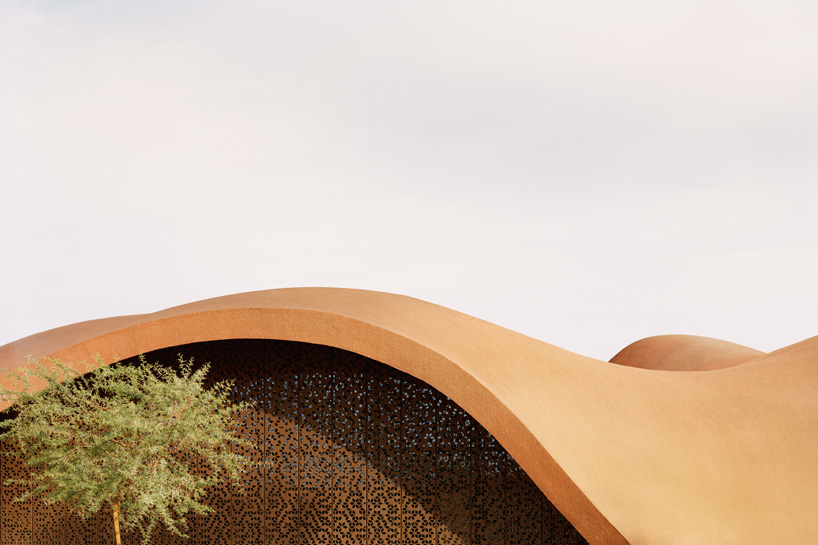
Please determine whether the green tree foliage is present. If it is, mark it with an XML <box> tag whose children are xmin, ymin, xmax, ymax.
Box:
<box><xmin>0</xmin><ymin>355</ymin><xmax>254</xmax><ymax>545</ymax></box>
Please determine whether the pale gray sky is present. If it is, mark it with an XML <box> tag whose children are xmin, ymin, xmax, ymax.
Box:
<box><xmin>2</xmin><ymin>0</ymin><xmax>817</xmax><ymax>360</ymax></box>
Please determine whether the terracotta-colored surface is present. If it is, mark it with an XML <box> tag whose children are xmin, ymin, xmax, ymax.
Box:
<box><xmin>609</xmin><ymin>334</ymin><xmax>765</xmax><ymax>371</ymax></box>
<box><xmin>1</xmin><ymin>288</ymin><xmax>816</xmax><ymax>545</ymax></box>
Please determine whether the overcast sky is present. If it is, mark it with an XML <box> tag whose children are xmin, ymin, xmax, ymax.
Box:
<box><xmin>2</xmin><ymin>0</ymin><xmax>817</xmax><ymax>360</ymax></box>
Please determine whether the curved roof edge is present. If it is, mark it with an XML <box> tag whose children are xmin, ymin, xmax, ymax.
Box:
<box><xmin>609</xmin><ymin>334</ymin><xmax>766</xmax><ymax>371</ymax></box>
<box><xmin>0</xmin><ymin>288</ymin><xmax>628</xmax><ymax>545</ymax></box>
<box><xmin>3</xmin><ymin>288</ymin><xmax>818</xmax><ymax>545</ymax></box>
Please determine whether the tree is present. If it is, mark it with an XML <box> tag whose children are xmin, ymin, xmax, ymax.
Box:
<box><xmin>0</xmin><ymin>355</ymin><xmax>254</xmax><ymax>545</ymax></box>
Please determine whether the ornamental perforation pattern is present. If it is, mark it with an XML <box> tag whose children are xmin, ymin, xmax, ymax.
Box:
<box><xmin>401</xmin><ymin>378</ymin><xmax>437</xmax><ymax>545</ymax></box>
<box><xmin>0</xmin><ymin>439</ymin><xmax>31</xmax><ymax>545</ymax></box>
<box><xmin>0</xmin><ymin>339</ymin><xmax>587</xmax><ymax>545</ymax></box>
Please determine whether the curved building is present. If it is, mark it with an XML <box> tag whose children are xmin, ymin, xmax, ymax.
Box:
<box><xmin>0</xmin><ymin>288</ymin><xmax>816</xmax><ymax>545</ymax></box>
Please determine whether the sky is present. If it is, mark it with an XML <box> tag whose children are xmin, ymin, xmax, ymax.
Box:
<box><xmin>1</xmin><ymin>0</ymin><xmax>817</xmax><ymax>361</ymax></box>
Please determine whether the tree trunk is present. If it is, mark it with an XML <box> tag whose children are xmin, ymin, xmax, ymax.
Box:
<box><xmin>113</xmin><ymin>501</ymin><xmax>122</xmax><ymax>545</ymax></box>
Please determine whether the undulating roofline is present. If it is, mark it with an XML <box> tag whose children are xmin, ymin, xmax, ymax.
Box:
<box><xmin>1</xmin><ymin>288</ymin><xmax>816</xmax><ymax>545</ymax></box>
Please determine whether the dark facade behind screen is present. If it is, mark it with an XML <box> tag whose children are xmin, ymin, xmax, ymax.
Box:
<box><xmin>0</xmin><ymin>339</ymin><xmax>587</xmax><ymax>545</ymax></box>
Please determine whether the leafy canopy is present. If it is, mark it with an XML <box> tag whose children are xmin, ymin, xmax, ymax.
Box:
<box><xmin>0</xmin><ymin>355</ymin><xmax>253</xmax><ymax>543</ymax></box>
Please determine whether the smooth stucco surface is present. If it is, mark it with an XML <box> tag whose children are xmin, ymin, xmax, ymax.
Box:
<box><xmin>1</xmin><ymin>288</ymin><xmax>816</xmax><ymax>545</ymax></box>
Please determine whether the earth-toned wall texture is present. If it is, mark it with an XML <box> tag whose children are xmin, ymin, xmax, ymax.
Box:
<box><xmin>1</xmin><ymin>288</ymin><xmax>816</xmax><ymax>545</ymax></box>
<box><xmin>0</xmin><ymin>339</ymin><xmax>587</xmax><ymax>545</ymax></box>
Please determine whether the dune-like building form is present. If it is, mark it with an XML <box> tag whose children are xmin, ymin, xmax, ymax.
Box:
<box><xmin>0</xmin><ymin>288</ymin><xmax>816</xmax><ymax>545</ymax></box>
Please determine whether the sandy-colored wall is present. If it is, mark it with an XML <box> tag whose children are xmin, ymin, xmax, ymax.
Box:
<box><xmin>2</xmin><ymin>288</ymin><xmax>816</xmax><ymax>545</ymax></box>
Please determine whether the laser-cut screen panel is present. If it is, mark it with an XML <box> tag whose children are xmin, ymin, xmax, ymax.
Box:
<box><xmin>0</xmin><ymin>339</ymin><xmax>588</xmax><ymax>545</ymax></box>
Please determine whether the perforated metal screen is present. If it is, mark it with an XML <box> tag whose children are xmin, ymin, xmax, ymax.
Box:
<box><xmin>1</xmin><ymin>339</ymin><xmax>587</xmax><ymax>545</ymax></box>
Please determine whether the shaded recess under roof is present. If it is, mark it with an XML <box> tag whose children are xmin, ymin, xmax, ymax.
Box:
<box><xmin>1</xmin><ymin>287</ymin><xmax>817</xmax><ymax>545</ymax></box>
